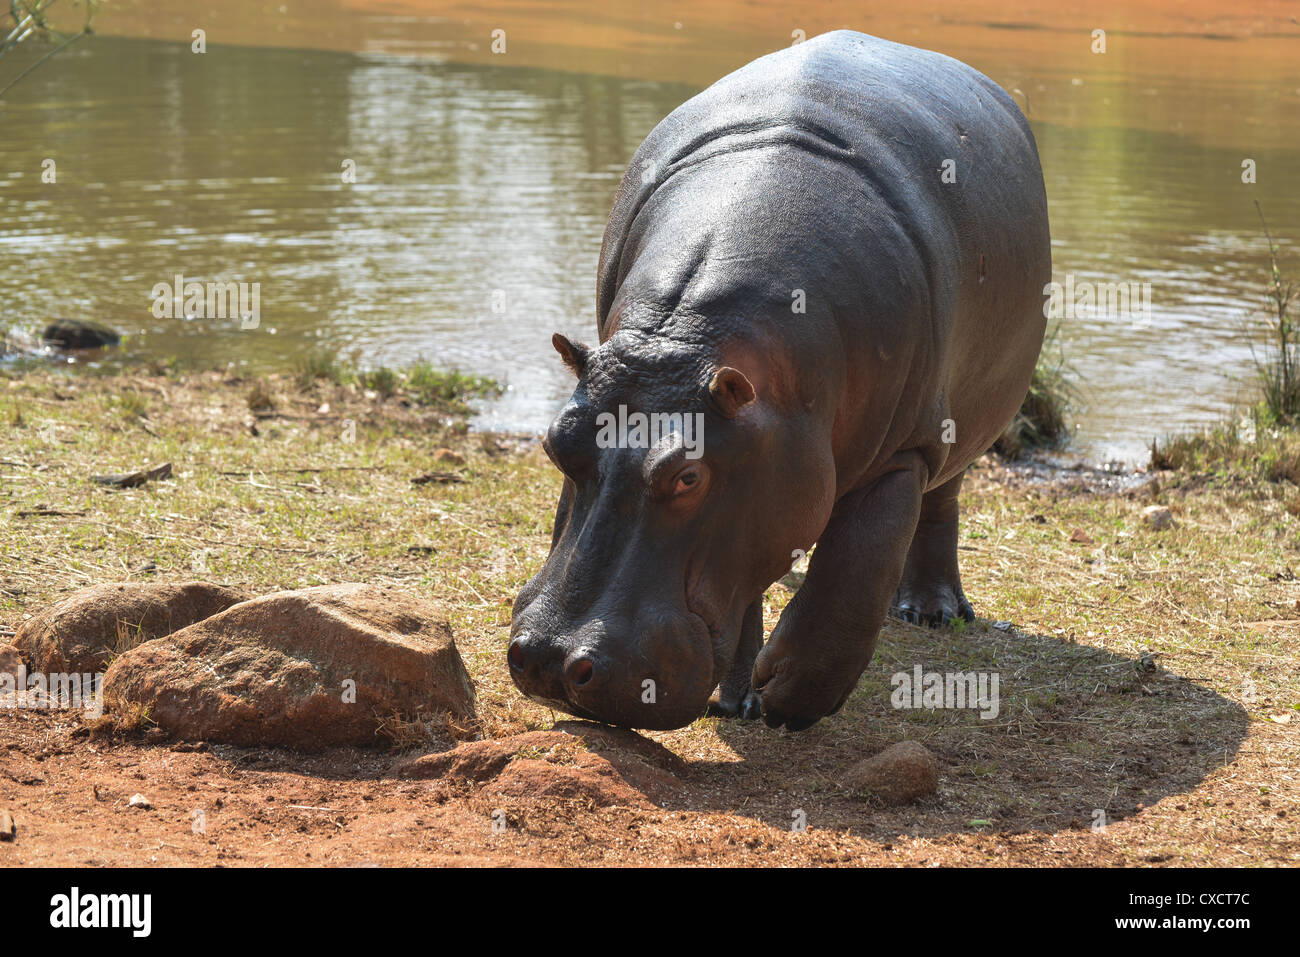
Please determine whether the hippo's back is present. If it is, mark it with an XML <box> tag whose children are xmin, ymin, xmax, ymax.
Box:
<box><xmin>597</xmin><ymin>31</ymin><xmax>1051</xmax><ymax>482</ymax></box>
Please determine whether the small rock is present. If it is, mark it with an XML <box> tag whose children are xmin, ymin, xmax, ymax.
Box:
<box><xmin>1142</xmin><ymin>505</ymin><xmax>1175</xmax><ymax>530</ymax></box>
<box><xmin>127</xmin><ymin>793</ymin><xmax>151</xmax><ymax>810</ymax></box>
<box><xmin>843</xmin><ymin>741</ymin><xmax>939</xmax><ymax>805</ymax></box>
<box><xmin>103</xmin><ymin>583</ymin><xmax>475</xmax><ymax>751</ymax></box>
<box><xmin>1068</xmin><ymin>527</ymin><xmax>1095</xmax><ymax>545</ymax></box>
<box><xmin>0</xmin><ymin>809</ymin><xmax>14</xmax><ymax>841</ymax></box>
<box><xmin>43</xmin><ymin>319</ymin><xmax>120</xmax><ymax>350</ymax></box>
<box><xmin>14</xmin><ymin>581</ymin><xmax>247</xmax><ymax>675</ymax></box>
<box><xmin>432</xmin><ymin>448</ymin><xmax>466</xmax><ymax>466</ymax></box>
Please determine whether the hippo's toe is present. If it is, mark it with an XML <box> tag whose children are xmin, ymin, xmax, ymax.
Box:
<box><xmin>760</xmin><ymin>706</ymin><xmax>820</xmax><ymax>732</ymax></box>
<box><xmin>892</xmin><ymin>592</ymin><xmax>975</xmax><ymax>629</ymax></box>
<box><xmin>705</xmin><ymin>688</ymin><xmax>765</xmax><ymax>721</ymax></box>
<box><xmin>895</xmin><ymin>604</ymin><xmax>923</xmax><ymax>625</ymax></box>
<box><xmin>704</xmin><ymin>698</ymin><xmax>735</xmax><ymax>718</ymax></box>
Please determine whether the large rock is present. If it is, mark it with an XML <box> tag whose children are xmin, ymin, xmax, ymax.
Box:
<box><xmin>843</xmin><ymin>740</ymin><xmax>940</xmax><ymax>805</ymax></box>
<box><xmin>395</xmin><ymin>723</ymin><xmax>684</xmax><ymax>808</ymax></box>
<box><xmin>14</xmin><ymin>581</ymin><xmax>248</xmax><ymax>675</ymax></box>
<box><xmin>102</xmin><ymin>583</ymin><xmax>475</xmax><ymax>750</ymax></box>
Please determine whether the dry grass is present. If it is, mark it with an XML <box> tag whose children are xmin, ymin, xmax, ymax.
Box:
<box><xmin>0</xmin><ymin>365</ymin><xmax>1296</xmax><ymax>866</ymax></box>
<box><xmin>1151</xmin><ymin>405</ymin><xmax>1300</xmax><ymax>486</ymax></box>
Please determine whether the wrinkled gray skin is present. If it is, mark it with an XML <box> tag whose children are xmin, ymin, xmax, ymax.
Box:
<box><xmin>509</xmin><ymin>31</ymin><xmax>1051</xmax><ymax>731</ymax></box>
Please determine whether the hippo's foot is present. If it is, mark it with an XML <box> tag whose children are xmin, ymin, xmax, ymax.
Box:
<box><xmin>750</xmin><ymin>617</ymin><xmax>858</xmax><ymax>731</ymax></box>
<box><xmin>706</xmin><ymin>597</ymin><xmax>764</xmax><ymax>720</ymax></box>
<box><xmin>705</xmin><ymin>688</ymin><xmax>763</xmax><ymax>720</ymax></box>
<box><xmin>891</xmin><ymin>585</ymin><xmax>974</xmax><ymax>628</ymax></box>
<box><xmin>889</xmin><ymin>472</ymin><xmax>974</xmax><ymax>628</ymax></box>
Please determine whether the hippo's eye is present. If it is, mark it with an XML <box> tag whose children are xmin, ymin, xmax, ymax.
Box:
<box><xmin>671</xmin><ymin>465</ymin><xmax>704</xmax><ymax>497</ymax></box>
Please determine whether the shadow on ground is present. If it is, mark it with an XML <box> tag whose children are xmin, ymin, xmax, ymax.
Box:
<box><xmin>692</xmin><ymin>616</ymin><xmax>1249</xmax><ymax>840</ymax></box>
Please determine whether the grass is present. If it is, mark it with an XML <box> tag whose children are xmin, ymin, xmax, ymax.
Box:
<box><xmin>246</xmin><ymin>379</ymin><xmax>276</xmax><ymax>413</ymax></box>
<box><xmin>294</xmin><ymin>350</ymin><xmax>356</xmax><ymax>389</ymax></box>
<box><xmin>1150</xmin><ymin>403</ymin><xmax>1300</xmax><ymax>487</ymax></box>
<box><xmin>1</xmin><ymin>1</ymin><xmax>98</xmax><ymax>99</ymax></box>
<box><xmin>293</xmin><ymin>351</ymin><xmax>501</xmax><ymax>415</ymax></box>
<box><xmin>1250</xmin><ymin>202</ymin><xmax>1299</xmax><ymax>424</ymax></box>
<box><xmin>0</xmin><ymin>362</ymin><xmax>1296</xmax><ymax>864</ymax></box>
<box><xmin>3</xmin><ymin>399</ymin><xmax>25</xmax><ymax>428</ymax></box>
<box><xmin>86</xmin><ymin>699</ymin><xmax>153</xmax><ymax>738</ymax></box>
<box><xmin>1153</xmin><ymin>219</ymin><xmax>1300</xmax><ymax>485</ymax></box>
<box><xmin>996</xmin><ymin>326</ymin><xmax>1074</xmax><ymax>459</ymax></box>
<box><xmin>111</xmin><ymin>391</ymin><xmax>150</xmax><ymax>422</ymax></box>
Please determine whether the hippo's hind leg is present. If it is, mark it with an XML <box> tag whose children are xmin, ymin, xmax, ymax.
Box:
<box><xmin>706</xmin><ymin>598</ymin><xmax>763</xmax><ymax>720</ymax></box>
<box><xmin>752</xmin><ymin>461</ymin><xmax>925</xmax><ymax>731</ymax></box>
<box><xmin>891</xmin><ymin>471</ymin><xmax>975</xmax><ymax>627</ymax></box>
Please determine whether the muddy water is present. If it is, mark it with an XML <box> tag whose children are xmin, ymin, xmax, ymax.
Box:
<box><xmin>2</xmin><ymin>2</ymin><xmax>1298</xmax><ymax>462</ymax></box>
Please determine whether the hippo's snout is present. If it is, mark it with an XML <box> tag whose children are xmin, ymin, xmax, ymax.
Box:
<box><xmin>507</xmin><ymin>609</ymin><xmax>717</xmax><ymax>730</ymax></box>
<box><xmin>508</xmin><ymin>631</ymin><xmax>607</xmax><ymax>704</ymax></box>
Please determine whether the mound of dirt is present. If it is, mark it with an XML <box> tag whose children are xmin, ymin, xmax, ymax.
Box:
<box><xmin>394</xmin><ymin>724</ymin><xmax>685</xmax><ymax>809</ymax></box>
<box><xmin>102</xmin><ymin>583</ymin><xmax>475</xmax><ymax>750</ymax></box>
<box><xmin>13</xmin><ymin>581</ymin><xmax>248</xmax><ymax>675</ymax></box>
<box><xmin>843</xmin><ymin>740</ymin><xmax>940</xmax><ymax>805</ymax></box>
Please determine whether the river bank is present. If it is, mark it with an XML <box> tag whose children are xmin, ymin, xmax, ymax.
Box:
<box><xmin>0</xmin><ymin>364</ymin><xmax>1295</xmax><ymax>865</ymax></box>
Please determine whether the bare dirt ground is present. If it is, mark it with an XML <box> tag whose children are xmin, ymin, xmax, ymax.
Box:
<box><xmin>1</xmin><ymin>368</ymin><xmax>1296</xmax><ymax>866</ymax></box>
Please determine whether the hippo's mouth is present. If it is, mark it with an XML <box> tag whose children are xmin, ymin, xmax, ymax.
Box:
<box><xmin>528</xmin><ymin>694</ymin><xmax>601</xmax><ymax>723</ymax></box>
<box><xmin>684</xmin><ymin>587</ymin><xmax>727</xmax><ymax>682</ymax></box>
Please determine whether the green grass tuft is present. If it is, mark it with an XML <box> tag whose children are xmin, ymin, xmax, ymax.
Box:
<box><xmin>995</xmin><ymin>326</ymin><xmax>1074</xmax><ymax>459</ymax></box>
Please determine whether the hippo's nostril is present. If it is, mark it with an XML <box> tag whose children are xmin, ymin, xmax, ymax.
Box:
<box><xmin>507</xmin><ymin>636</ymin><xmax>528</xmax><ymax>673</ymax></box>
<box><xmin>565</xmin><ymin>655</ymin><xmax>595</xmax><ymax>688</ymax></box>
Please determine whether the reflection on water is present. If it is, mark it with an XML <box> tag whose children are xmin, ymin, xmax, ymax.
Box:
<box><xmin>1</xmin><ymin>38</ymin><xmax>691</xmax><ymax>433</ymax></box>
<box><xmin>1</xmin><ymin>28</ymin><xmax>1297</xmax><ymax>463</ymax></box>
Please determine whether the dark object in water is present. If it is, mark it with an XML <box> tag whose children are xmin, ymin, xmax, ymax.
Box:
<box><xmin>91</xmin><ymin>462</ymin><xmax>172</xmax><ymax>489</ymax></box>
<box><xmin>43</xmin><ymin>318</ymin><xmax>120</xmax><ymax>350</ymax></box>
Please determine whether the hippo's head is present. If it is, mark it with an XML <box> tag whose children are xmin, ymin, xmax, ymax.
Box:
<box><xmin>508</xmin><ymin>326</ymin><xmax>835</xmax><ymax>729</ymax></box>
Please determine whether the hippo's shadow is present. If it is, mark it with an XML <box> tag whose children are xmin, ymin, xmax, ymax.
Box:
<box><xmin>696</xmin><ymin>617</ymin><xmax>1249</xmax><ymax>839</ymax></box>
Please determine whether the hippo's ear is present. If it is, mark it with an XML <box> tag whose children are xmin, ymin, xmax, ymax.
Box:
<box><xmin>708</xmin><ymin>367</ymin><xmax>756</xmax><ymax>418</ymax></box>
<box><xmin>552</xmin><ymin>333</ymin><xmax>590</xmax><ymax>377</ymax></box>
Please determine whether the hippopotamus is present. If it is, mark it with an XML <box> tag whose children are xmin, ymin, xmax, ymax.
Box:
<box><xmin>509</xmin><ymin>30</ymin><xmax>1051</xmax><ymax>731</ymax></box>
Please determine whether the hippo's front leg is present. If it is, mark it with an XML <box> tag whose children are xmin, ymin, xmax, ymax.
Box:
<box><xmin>705</xmin><ymin>598</ymin><xmax>763</xmax><ymax>720</ymax></box>
<box><xmin>752</xmin><ymin>462</ymin><xmax>925</xmax><ymax>730</ymax></box>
